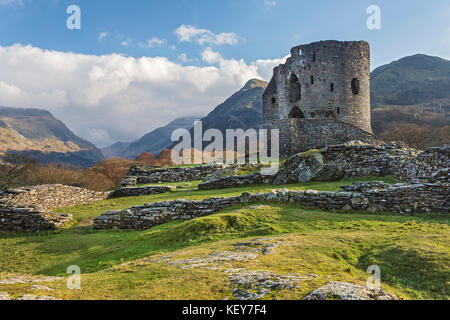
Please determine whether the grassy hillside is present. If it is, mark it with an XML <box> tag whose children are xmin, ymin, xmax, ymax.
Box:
<box><xmin>0</xmin><ymin>176</ymin><xmax>448</xmax><ymax>300</ymax></box>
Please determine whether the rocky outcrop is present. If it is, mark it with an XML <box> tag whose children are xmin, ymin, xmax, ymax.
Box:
<box><xmin>0</xmin><ymin>206</ymin><xmax>73</xmax><ymax>232</ymax></box>
<box><xmin>303</xmin><ymin>281</ymin><xmax>399</xmax><ymax>300</ymax></box>
<box><xmin>109</xmin><ymin>185</ymin><xmax>177</xmax><ymax>198</ymax></box>
<box><xmin>93</xmin><ymin>181</ymin><xmax>449</xmax><ymax>230</ymax></box>
<box><xmin>121</xmin><ymin>164</ymin><xmax>220</xmax><ymax>186</ymax></box>
<box><xmin>0</xmin><ymin>185</ymin><xmax>109</xmax><ymax>211</ymax></box>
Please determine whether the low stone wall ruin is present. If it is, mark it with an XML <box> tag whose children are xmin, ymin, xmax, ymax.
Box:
<box><xmin>0</xmin><ymin>206</ymin><xmax>73</xmax><ymax>232</ymax></box>
<box><xmin>93</xmin><ymin>182</ymin><xmax>449</xmax><ymax>230</ymax></box>
<box><xmin>198</xmin><ymin>143</ymin><xmax>449</xmax><ymax>190</ymax></box>
<box><xmin>108</xmin><ymin>185</ymin><xmax>176</xmax><ymax>198</ymax></box>
<box><xmin>0</xmin><ymin>185</ymin><xmax>109</xmax><ymax>210</ymax></box>
<box><xmin>121</xmin><ymin>164</ymin><xmax>220</xmax><ymax>186</ymax></box>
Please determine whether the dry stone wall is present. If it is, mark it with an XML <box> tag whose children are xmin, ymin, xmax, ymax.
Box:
<box><xmin>109</xmin><ymin>185</ymin><xmax>177</xmax><ymax>198</ymax></box>
<box><xmin>94</xmin><ymin>196</ymin><xmax>242</xmax><ymax>230</ymax></box>
<box><xmin>93</xmin><ymin>181</ymin><xmax>449</xmax><ymax>230</ymax></box>
<box><xmin>122</xmin><ymin>164</ymin><xmax>220</xmax><ymax>186</ymax></box>
<box><xmin>0</xmin><ymin>206</ymin><xmax>72</xmax><ymax>232</ymax></box>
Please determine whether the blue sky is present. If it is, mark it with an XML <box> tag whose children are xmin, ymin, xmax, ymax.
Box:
<box><xmin>0</xmin><ymin>0</ymin><xmax>449</xmax><ymax>147</ymax></box>
<box><xmin>1</xmin><ymin>0</ymin><xmax>449</xmax><ymax>68</ymax></box>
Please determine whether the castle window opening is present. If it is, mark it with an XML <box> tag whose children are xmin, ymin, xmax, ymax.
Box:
<box><xmin>271</xmin><ymin>97</ymin><xmax>276</xmax><ymax>104</ymax></box>
<box><xmin>313</xmin><ymin>53</ymin><xmax>316</xmax><ymax>62</ymax></box>
<box><xmin>331</xmin><ymin>83</ymin><xmax>334</xmax><ymax>92</ymax></box>
<box><xmin>337</xmin><ymin>107</ymin><xmax>341</xmax><ymax>114</ymax></box>
<box><xmin>311</xmin><ymin>76</ymin><xmax>314</xmax><ymax>84</ymax></box>
<box><xmin>288</xmin><ymin>107</ymin><xmax>305</xmax><ymax>119</ymax></box>
<box><xmin>351</xmin><ymin>78</ymin><xmax>360</xmax><ymax>95</ymax></box>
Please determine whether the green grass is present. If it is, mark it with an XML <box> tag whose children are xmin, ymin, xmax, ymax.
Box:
<box><xmin>0</xmin><ymin>176</ymin><xmax>448</xmax><ymax>300</ymax></box>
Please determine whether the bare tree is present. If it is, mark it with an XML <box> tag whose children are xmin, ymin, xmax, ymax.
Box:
<box><xmin>0</xmin><ymin>152</ymin><xmax>36</xmax><ymax>191</ymax></box>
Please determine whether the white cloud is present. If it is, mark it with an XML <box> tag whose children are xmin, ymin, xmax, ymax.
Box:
<box><xmin>0</xmin><ymin>44</ymin><xmax>284</xmax><ymax>147</ymax></box>
<box><xmin>201</xmin><ymin>48</ymin><xmax>222</xmax><ymax>64</ymax></box>
<box><xmin>140</xmin><ymin>37</ymin><xmax>166</xmax><ymax>48</ymax></box>
<box><xmin>175</xmin><ymin>25</ymin><xmax>242</xmax><ymax>46</ymax></box>
<box><xmin>264</xmin><ymin>0</ymin><xmax>277</xmax><ymax>7</ymax></box>
<box><xmin>98</xmin><ymin>32</ymin><xmax>109</xmax><ymax>40</ymax></box>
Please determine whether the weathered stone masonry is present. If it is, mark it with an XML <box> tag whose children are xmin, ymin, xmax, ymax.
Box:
<box><xmin>199</xmin><ymin>143</ymin><xmax>449</xmax><ymax>190</ymax></box>
<box><xmin>121</xmin><ymin>164</ymin><xmax>220</xmax><ymax>186</ymax></box>
<box><xmin>263</xmin><ymin>40</ymin><xmax>379</xmax><ymax>157</ymax></box>
<box><xmin>93</xmin><ymin>182</ymin><xmax>449</xmax><ymax>230</ymax></box>
<box><xmin>0</xmin><ymin>206</ymin><xmax>72</xmax><ymax>232</ymax></box>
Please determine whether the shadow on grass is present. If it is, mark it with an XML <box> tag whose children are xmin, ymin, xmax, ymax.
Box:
<box><xmin>357</xmin><ymin>247</ymin><xmax>449</xmax><ymax>299</ymax></box>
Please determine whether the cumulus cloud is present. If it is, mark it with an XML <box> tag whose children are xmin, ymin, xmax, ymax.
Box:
<box><xmin>0</xmin><ymin>44</ymin><xmax>285</xmax><ymax>147</ymax></box>
<box><xmin>175</xmin><ymin>25</ymin><xmax>242</xmax><ymax>46</ymax></box>
<box><xmin>140</xmin><ymin>37</ymin><xmax>166</xmax><ymax>48</ymax></box>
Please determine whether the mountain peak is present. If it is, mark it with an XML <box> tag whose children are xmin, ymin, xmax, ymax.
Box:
<box><xmin>242</xmin><ymin>79</ymin><xmax>268</xmax><ymax>90</ymax></box>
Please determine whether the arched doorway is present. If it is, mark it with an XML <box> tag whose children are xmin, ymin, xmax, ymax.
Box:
<box><xmin>289</xmin><ymin>107</ymin><xmax>305</xmax><ymax>119</ymax></box>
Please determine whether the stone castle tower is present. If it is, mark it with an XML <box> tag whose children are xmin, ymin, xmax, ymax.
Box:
<box><xmin>263</xmin><ymin>40</ymin><xmax>378</xmax><ymax>157</ymax></box>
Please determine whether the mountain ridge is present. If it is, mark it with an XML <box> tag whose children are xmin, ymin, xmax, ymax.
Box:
<box><xmin>0</xmin><ymin>106</ymin><xmax>104</xmax><ymax>167</ymax></box>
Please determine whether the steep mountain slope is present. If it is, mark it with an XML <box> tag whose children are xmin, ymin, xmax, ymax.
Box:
<box><xmin>0</xmin><ymin>106</ymin><xmax>103</xmax><ymax>167</ymax></box>
<box><xmin>371</xmin><ymin>54</ymin><xmax>450</xmax><ymax>108</ymax></box>
<box><xmin>101</xmin><ymin>116</ymin><xmax>199</xmax><ymax>159</ymax></box>
<box><xmin>371</xmin><ymin>54</ymin><xmax>450</xmax><ymax>134</ymax></box>
<box><xmin>185</xmin><ymin>78</ymin><xmax>268</xmax><ymax>148</ymax></box>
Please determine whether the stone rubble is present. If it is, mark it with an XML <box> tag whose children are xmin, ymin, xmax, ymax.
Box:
<box><xmin>303</xmin><ymin>281</ymin><xmax>399</xmax><ymax>300</ymax></box>
<box><xmin>0</xmin><ymin>184</ymin><xmax>109</xmax><ymax>211</ymax></box>
<box><xmin>0</xmin><ymin>276</ymin><xmax>64</xmax><ymax>285</ymax></box>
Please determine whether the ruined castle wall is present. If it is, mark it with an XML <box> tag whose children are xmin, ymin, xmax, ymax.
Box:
<box><xmin>93</xmin><ymin>183</ymin><xmax>449</xmax><ymax>230</ymax></box>
<box><xmin>264</xmin><ymin>119</ymin><xmax>380</xmax><ymax>157</ymax></box>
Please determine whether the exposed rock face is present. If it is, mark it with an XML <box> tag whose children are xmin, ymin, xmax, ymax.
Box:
<box><xmin>0</xmin><ymin>206</ymin><xmax>73</xmax><ymax>232</ymax></box>
<box><xmin>303</xmin><ymin>281</ymin><xmax>399</xmax><ymax>300</ymax></box>
<box><xmin>0</xmin><ymin>185</ymin><xmax>109</xmax><ymax>211</ymax></box>
<box><xmin>263</xmin><ymin>40</ymin><xmax>378</xmax><ymax>157</ymax></box>
<box><xmin>121</xmin><ymin>164</ymin><xmax>220</xmax><ymax>186</ymax></box>
<box><xmin>94</xmin><ymin>181</ymin><xmax>449</xmax><ymax>230</ymax></box>
<box><xmin>109</xmin><ymin>185</ymin><xmax>176</xmax><ymax>198</ymax></box>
